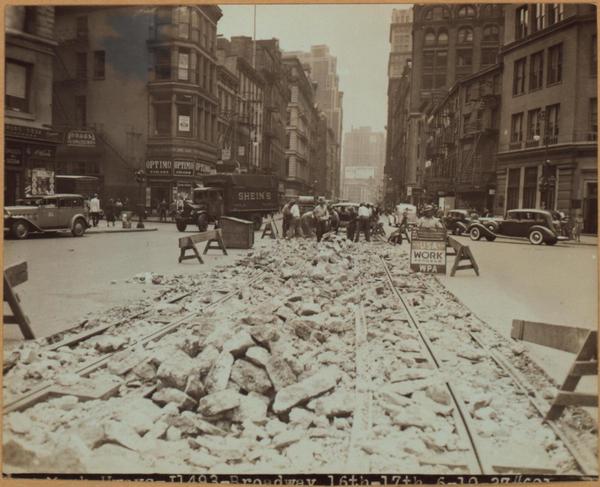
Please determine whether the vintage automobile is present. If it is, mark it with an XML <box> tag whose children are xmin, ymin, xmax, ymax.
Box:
<box><xmin>444</xmin><ymin>209</ymin><xmax>477</xmax><ymax>235</ymax></box>
<box><xmin>468</xmin><ymin>208</ymin><xmax>567</xmax><ymax>245</ymax></box>
<box><xmin>4</xmin><ymin>194</ymin><xmax>89</xmax><ymax>239</ymax></box>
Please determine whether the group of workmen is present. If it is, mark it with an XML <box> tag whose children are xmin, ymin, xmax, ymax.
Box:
<box><xmin>281</xmin><ymin>197</ymin><xmax>382</xmax><ymax>243</ymax></box>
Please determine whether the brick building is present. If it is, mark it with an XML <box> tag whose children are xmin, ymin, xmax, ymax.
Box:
<box><xmin>5</xmin><ymin>6</ymin><xmax>61</xmax><ymax>205</ymax></box>
<box><xmin>496</xmin><ymin>4</ymin><xmax>597</xmax><ymax>233</ymax></box>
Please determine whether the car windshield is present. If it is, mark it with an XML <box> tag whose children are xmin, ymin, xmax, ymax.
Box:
<box><xmin>15</xmin><ymin>198</ymin><xmax>44</xmax><ymax>206</ymax></box>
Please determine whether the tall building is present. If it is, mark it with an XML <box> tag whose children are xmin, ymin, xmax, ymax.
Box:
<box><xmin>342</xmin><ymin>127</ymin><xmax>385</xmax><ymax>203</ymax></box>
<box><xmin>53</xmin><ymin>5</ymin><xmax>222</xmax><ymax>207</ymax></box>
<box><xmin>406</xmin><ymin>4</ymin><xmax>505</xmax><ymax>203</ymax></box>
<box><xmin>287</xmin><ymin>45</ymin><xmax>343</xmax><ymax>198</ymax></box>
<box><xmin>496</xmin><ymin>3</ymin><xmax>597</xmax><ymax>233</ymax></box>
<box><xmin>5</xmin><ymin>6</ymin><xmax>60</xmax><ymax>205</ymax></box>
<box><xmin>388</xmin><ymin>8</ymin><xmax>413</xmax><ymax>79</ymax></box>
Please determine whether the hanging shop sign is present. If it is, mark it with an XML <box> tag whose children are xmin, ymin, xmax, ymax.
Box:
<box><xmin>32</xmin><ymin>148</ymin><xmax>54</xmax><ymax>159</ymax></box>
<box><xmin>30</xmin><ymin>168</ymin><xmax>55</xmax><ymax>195</ymax></box>
<box><xmin>5</xmin><ymin>124</ymin><xmax>61</xmax><ymax>143</ymax></box>
<box><xmin>66</xmin><ymin>130</ymin><xmax>96</xmax><ymax>147</ymax></box>
<box><xmin>195</xmin><ymin>162</ymin><xmax>213</xmax><ymax>176</ymax></box>
<box><xmin>410</xmin><ymin>228</ymin><xmax>447</xmax><ymax>274</ymax></box>
<box><xmin>5</xmin><ymin>147</ymin><xmax>22</xmax><ymax>165</ymax></box>
<box><xmin>145</xmin><ymin>159</ymin><xmax>173</xmax><ymax>176</ymax></box>
<box><xmin>221</xmin><ymin>148</ymin><xmax>231</xmax><ymax>161</ymax></box>
<box><xmin>173</xmin><ymin>160</ymin><xmax>195</xmax><ymax>177</ymax></box>
<box><xmin>238</xmin><ymin>146</ymin><xmax>245</xmax><ymax>156</ymax></box>
<box><xmin>178</xmin><ymin>115</ymin><xmax>191</xmax><ymax>132</ymax></box>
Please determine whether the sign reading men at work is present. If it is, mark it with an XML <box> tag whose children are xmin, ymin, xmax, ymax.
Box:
<box><xmin>410</xmin><ymin>228</ymin><xmax>447</xmax><ymax>274</ymax></box>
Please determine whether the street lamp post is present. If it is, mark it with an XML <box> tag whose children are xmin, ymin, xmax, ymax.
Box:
<box><xmin>135</xmin><ymin>169</ymin><xmax>145</xmax><ymax>229</ymax></box>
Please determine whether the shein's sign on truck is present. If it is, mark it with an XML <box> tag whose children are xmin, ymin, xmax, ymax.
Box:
<box><xmin>410</xmin><ymin>228</ymin><xmax>447</xmax><ymax>274</ymax></box>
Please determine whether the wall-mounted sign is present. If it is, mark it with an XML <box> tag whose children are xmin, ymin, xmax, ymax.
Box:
<box><xmin>5</xmin><ymin>124</ymin><xmax>61</xmax><ymax>143</ymax></box>
<box><xmin>31</xmin><ymin>168</ymin><xmax>55</xmax><ymax>195</ymax></box>
<box><xmin>238</xmin><ymin>146</ymin><xmax>245</xmax><ymax>156</ymax></box>
<box><xmin>178</xmin><ymin>115</ymin><xmax>190</xmax><ymax>132</ymax></box>
<box><xmin>66</xmin><ymin>130</ymin><xmax>96</xmax><ymax>147</ymax></box>
<box><xmin>222</xmin><ymin>148</ymin><xmax>231</xmax><ymax>161</ymax></box>
<box><xmin>145</xmin><ymin>159</ymin><xmax>172</xmax><ymax>176</ymax></box>
<box><xmin>173</xmin><ymin>160</ymin><xmax>194</xmax><ymax>177</ymax></box>
<box><xmin>5</xmin><ymin>147</ymin><xmax>22</xmax><ymax>165</ymax></box>
<box><xmin>32</xmin><ymin>148</ymin><xmax>53</xmax><ymax>159</ymax></box>
<box><xmin>195</xmin><ymin>162</ymin><xmax>213</xmax><ymax>176</ymax></box>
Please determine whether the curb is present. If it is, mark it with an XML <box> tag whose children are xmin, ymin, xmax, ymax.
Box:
<box><xmin>86</xmin><ymin>227</ymin><xmax>158</xmax><ymax>235</ymax></box>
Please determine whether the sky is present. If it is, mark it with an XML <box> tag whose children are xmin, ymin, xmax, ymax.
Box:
<box><xmin>218</xmin><ymin>4</ymin><xmax>409</xmax><ymax>136</ymax></box>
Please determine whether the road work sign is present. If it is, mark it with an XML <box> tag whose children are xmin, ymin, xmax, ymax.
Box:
<box><xmin>410</xmin><ymin>228</ymin><xmax>447</xmax><ymax>274</ymax></box>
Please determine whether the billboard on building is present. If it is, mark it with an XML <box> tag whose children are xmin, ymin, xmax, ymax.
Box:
<box><xmin>344</xmin><ymin>166</ymin><xmax>375</xmax><ymax>180</ymax></box>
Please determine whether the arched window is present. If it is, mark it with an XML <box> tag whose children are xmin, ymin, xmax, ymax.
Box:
<box><xmin>424</xmin><ymin>6</ymin><xmax>450</xmax><ymax>21</ymax></box>
<box><xmin>457</xmin><ymin>27</ymin><xmax>473</xmax><ymax>44</ymax></box>
<box><xmin>457</xmin><ymin>5</ymin><xmax>476</xmax><ymax>18</ymax></box>
<box><xmin>424</xmin><ymin>30</ymin><xmax>436</xmax><ymax>46</ymax></box>
<box><xmin>482</xmin><ymin>24</ymin><xmax>500</xmax><ymax>42</ymax></box>
<box><xmin>437</xmin><ymin>29</ymin><xmax>449</xmax><ymax>45</ymax></box>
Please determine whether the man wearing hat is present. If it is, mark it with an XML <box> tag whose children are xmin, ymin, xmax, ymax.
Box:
<box><xmin>313</xmin><ymin>197</ymin><xmax>330</xmax><ymax>242</ymax></box>
<box><xmin>418</xmin><ymin>204</ymin><xmax>443</xmax><ymax>229</ymax></box>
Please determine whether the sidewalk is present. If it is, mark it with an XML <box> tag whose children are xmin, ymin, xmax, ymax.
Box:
<box><xmin>86</xmin><ymin>224</ymin><xmax>158</xmax><ymax>234</ymax></box>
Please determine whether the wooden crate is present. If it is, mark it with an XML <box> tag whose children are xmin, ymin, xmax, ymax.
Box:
<box><xmin>220</xmin><ymin>217</ymin><xmax>254</xmax><ymax>249</ymax></box>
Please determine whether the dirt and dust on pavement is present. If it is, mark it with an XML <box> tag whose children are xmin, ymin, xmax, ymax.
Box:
<box><xmin>2</xmin><ymin>234</ymin><xmax>597</xmax><ymax>475</ymax></box>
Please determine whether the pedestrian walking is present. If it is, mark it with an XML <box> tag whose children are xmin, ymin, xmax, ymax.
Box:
<box><xmin>313</xmin><ymin>197</ymin><xmax>330</xmax><ymax>243</ymax></box>
<box><xmin>355</xmin><ymin>203</ymin><xmax>371</xmax><ymax>242</ymax></box>
<box><xmin>417</xmin><ymin>205</ymin><xmax>444</xmax><ymax>230</ymax></box>
<box><xmin>159</xmin><ymin>198</ymin><xmax>168</xmax><ymax>222</ymax></box>
<box><xmin>89</xmin><ymin>194</ymin><xmax>101</xmax><ymax>227</ymax></box>
<box><xmin>573</xmin><ymin>211</ymin><xmax>584</xmax><ymax>243</ymax></box>
<box><xmin>281</xmin><ymin>200</ymin><xmax>292</xmax><ymax>238</ymax></box>
<box><xmin>115</xmin><ymin>198</ymin><xmax>123</xmax><ymax>219</ymax></box>
<box><xmin>287</xmin><ymin>199</ymin><xmax>302</xmax><ymax>238</ymax></box>
<box><xmin>104</xmin><ymin>198</ymin><xmax>116</xmax><ymax>227</ymax></box>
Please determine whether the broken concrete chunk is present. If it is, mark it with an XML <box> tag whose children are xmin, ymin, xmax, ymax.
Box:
<box><xmin>195</xmin><ymin>345</ymin><xmax>220</xmax><ymax>375</ymax></box>
<box><xmin>91</xmin><ymin>335</ymin><xmax>128</xmax><ymax>353</ymax></box>
<box><xmin>230</xmin><ymin>359</ymin><xmax>273</xmax><ymax>394</ymax></box>
<box><xmin>197</xmin><ymin>389</ymin><xmax>241</xmax><ymax>416</ymax></box>
<box><xmin>298</xmin><ymin>302</ymin><xmax>321</xmax><ymax>316</ymax></box>
<box><xmin>156</xmin><ymin>350</ymin><xmax>200</xmax><ymax>391</ymax></box>
<box><xmin>205</xmin><ymin>352</ymin><xmax>234</xmax><ymax>393</ymax></box>
<box><xmin>265</xmin><ymin>355</ymin><xmax>297</xmax><ymax>391</ymax></box>
<box><xmin>272</xmin><ymin>366</ymin><xmax>340</xmax><ymax>414</ymax></box>
<box><xmin>245</xmin><ymin>346</ymin><xmax>271</xmax><ymax>368</ymax></box>
<box><xmin>152</xmin><ymin>388</ymin><xmax>196</xmax><ymax>411</ymax></box>
<box><xmin>184</xmin><ymin>374</ymin><xmax>205</xmax><ymax>401</ymax></box>
<box><xmin>425</xmin><ymin>384</ymin><xmax>451</xmax><ymax>406</ymax></box>
<box><xmin>248</xmin><ymin>325</ymin><xmax>279</xmax><ymax>346</ymax></box>
<box><xmin>230</xmin><ymin>392</ymin><xmax>269</xmax><ymax>424</ymax></box>
<box><xmin>223</xmin><ymin>330</ymin><xmax>255</xmax><ymax>356</ymax></box>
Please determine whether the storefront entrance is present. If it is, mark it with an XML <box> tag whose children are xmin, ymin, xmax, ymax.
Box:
<box><xmin>583</xmin><ymin>182</ymin><xmax>597</xmax><ymax>234</ymax></box>
<box><xmin>4</xmin><ymin>170</ymin><xmax>22</xmax><ymax>205</ymax></box>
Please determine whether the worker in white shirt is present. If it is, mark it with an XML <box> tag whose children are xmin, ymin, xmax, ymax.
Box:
<box><xmin>355</xmin><ymin>202</ymin><xmax>371</xmax><ymax>242</ymax></box>
<box><xmin>89</xmin><ymin>194</ymin><xmax>101</xmax><ymax>227</ymax></box>
<box><xmin>313</xmin><ymin>197</ymin><xmax>330</xmax><ymax>242</ymax></box>
<box><xmin>288</xmin><ymin>199</ymin><xmax>302</xmax><ymax>238</ymax></box>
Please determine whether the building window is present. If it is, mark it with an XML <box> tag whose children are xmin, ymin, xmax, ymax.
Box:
<box><xmin>592</xmin><ymin>35</ymin><xmax>597</xmax><ymax>76</ymax></box>
<box><xmin>437</xmin><ymin>29</ymin><xmax>448</xmax><ymax>45</ymax></box>
<box><xmin>481</xmin><ymin>48</ymin><xmax>498</xmax><ymax>66</ymax></box>
<box><xmin>529</xmin><ymin>51</ymin><xmax>544</xmax><ymax>90</ymax></box>
<box><xmin>175</xmin><ymin>6</ymin><xmax>190</xmax><ymax>40</ymax></box>
<box><xmin>152</xmin><ymin>93</ymin><xmax>171</xmax><ymax>136</ymax></box>
<box><xmin>155</xmin><ymin>7</ymin><xmax>172</xmax><ymax>39</ymax></box>
<box><xmin>76</xmin><ymin>15</ymin><xmax>88</xmax><ymax>39</ymax></box>
<box><xmin>506</xmin><ymin>168</ymin><xmax>520</xmax><ymax>210</ymax></box>
<box><xmin>424</xmin><ymin>6</ymin><xmax>450</xmax><ymax>21</ymax></box>
<box><xmin>545</xmin><ymin>104</ymin><xmax>560</xmax><ymax>141</ymax></box>
<box><xmin>532</xmin><ymin>3</ymin><xmax>545</xmax><ymax>32</ymax></box>
<box><xmin>457</xmin><ymin>27</ymin><xmax>473</xmax><ymax>44</ymax></box>
<box><xmin>457</xmin><ymin>49</ymin><xmax>473</xmax><ymax>68</ymax></box>
<box><xmin>75</xmin><ymin>95</ymin><xmax>87</xmax><ymax>127</ymax></box>
<box><xmin>510</xmin><ymin>112</ymin><xmax>524</xmax><ymax>143</ymax></box>
<box><xmin>457</xmin><ymin>5</ymin><xmax>476</xmax><ymax>18</ymax></box>
<box><xmin>424</xmin><ymin>30</ymin><xmax>436</xmax><ymax>46</ymax></box>
<box><xmin>547</xmin><ymin>43</ymin><xmax>563</xmax><ymax>84</ymax></box>
<box><xmin>93</xmin><ymin>50</ymin><xmax>105</xmax><ymax>79</ymax></box>
<box><xmin>423</xmin><ymin>51</ymin><xmax>434</xmax><ymax>68</ymax></box>
<box><xmin>76</xmin><ymin>52</ymin><xmax>87</xmax><ymax>80</ymax></box>
<box><xmin>482</xmin><ymin>24</ymin><xmax>500</xmax><ymax>42</ymax></box>
<box><xmin>5</xmin><ymin>60</ymin><xmax>30</xmax><ymax>112</ymax></box>
<box><xmin>513</xmin><ymin>58</ymin><xmax>526</xmax><ymax>95</ymax></box>
<box><xmin>516</xmin><ymin>6</ymin><xmax>528</xmax><ymax>40</ymax></box>
<box><xmin>547</xmin><ymin>4</ymin><xmax>564</xmax><ymax>25</ymax></box>
<box><xmin>526</xmin><ymin>108</ymin><xmax>541</xmax><ymax>141</ymax></box>
<box><xmin>155</xmin><ymin>48</ymin><xmax>171</xmax><ymax>80</ymax></box>
<box><xmin>191</xmin><ymin>9</ymin><xmax>200</xmax><ymax>43</ymax></box>
<box><xmin>522</xmin><ymin>167</ymin><xmax>538</xmax><ymax>208</ymax></box>
<box><xmin>422</xmin><ymin>74</ymin><xmax>433</xmax><ymax>89</ymax></box>
<box><xmin>178</xmin><ymin>49</ymin><xmax>190</xmax><ymax>81</ymax></box>
<box><xmin>590</xmin><ymin>98</ymin><xmax>597</xmax><ymax>138</ymax></box>
<box><xmin>176</xmin><ymin>94</ymin><xmax>193</xmax><ymax>136</ymax></box>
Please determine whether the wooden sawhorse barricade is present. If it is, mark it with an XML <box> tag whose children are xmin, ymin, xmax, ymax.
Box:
<box><xmin>511</xmin><ymin>319</ymin><xmax>597</xmax><ymax>420</ymax></box>
<box><xmin>261</xmin><ymin>215</ymin><xmax>280</xmax><ymax>239</ymax></box>
<box><xmin>178</xmin><ymin>229</ymin><xmax>228</xmax><ymax>264</ymax></box>
<box><xmin>4</xmin><ymin>261</ymin><xmax>35</xmax><ymax>339</ymax></box>
<box><xmin>447</xmin><ymin>236</ymin><xmax>479</xmax><ymax>277</ymax></box>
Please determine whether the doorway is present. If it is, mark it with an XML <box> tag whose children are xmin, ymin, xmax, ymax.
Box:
<box><xmin>4</xmin><ymin>170</ymin><xmax>21</xmax><ymax>205</ymax></box>
<box><xmin>583</xmin><ymin>182</ymin><xmax>597</xmax><ymax>234</ymax></box>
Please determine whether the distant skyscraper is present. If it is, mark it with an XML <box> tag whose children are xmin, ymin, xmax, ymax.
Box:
<box><xmin>286</xmin><ymin>45</ymin><xmax>343</xmax><ymax>198</ymax></box>
<box><xmin>342</xmin><ymin>127</ymin><xmax>385</xmax><ymax>203</ymax></box>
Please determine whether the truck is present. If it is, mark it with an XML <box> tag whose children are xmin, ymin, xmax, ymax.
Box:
<box><xmin>175</xmin><ymin>174</ymin><xmax>279</xmax><ymax>232</ymax></box>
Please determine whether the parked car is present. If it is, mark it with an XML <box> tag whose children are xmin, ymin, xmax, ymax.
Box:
<box><xmin>444</xmin><ymin>209</ymin><xmax>477</xmax><ymax>235</ymax></box>
<box><xmin>468</xmin><ymin>209</ymin><xmax>567</xmax><ymax>245</ymax></box>
<box><xmin>4</xmin><ymin>194</ymin><xmax>89</xmax><ymax>239</ymax></box>
<box><xmin>331</xmin><ymin>202</ymin><xmax>359</xmax><ymax>228</ymax></box>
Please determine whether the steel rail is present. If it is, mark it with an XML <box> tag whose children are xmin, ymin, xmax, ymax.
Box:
<box><xmin>4</xmin><ymin>270</ymin><xmax>268</xmax><ymax>414</ymax></box>
<box><xmin>378</xmin><ymin>255</ymin><xmax>486</xmax><ymax>475</ymax></box>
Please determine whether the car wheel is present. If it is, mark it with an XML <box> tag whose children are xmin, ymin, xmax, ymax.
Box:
<box><xmin>469</xmin><ymin>227</ymin><xmax>481</xmax><ymax>241</ymax></box>
<box><xmin>485</xmin><ymin>235</ymin><xmax>496</xmax><ymax>242</ymax></box>
<box><xmin>528</xmin><ymin>229</ymin><xmax>544</xmax><ymax>245</ymax></box>
<box><xmin>175</xmin><ymin>220</ymin><xmax>187</xmax><ymax>232</ymax></box>
<box><xmin>11</xmin><ymin>220</ymin><xmax>29</xmax><ymax>240</ymax></box>
<box><xmin>71</xmin><ymin>218</ymin><xmax>86</xmax><ymax>237</ymax></box>
<box><xmin>197</xmin><ymin>214</ymin><xmax>208</xmax><ymax>232</ymax></box>
<box><xmin>486</xmin><ymin>224</ymin><xmax>496</xmax><ymax>232</ymax></box>
<box><xmin>452</xmin><ymin>227</ymin><xmax>459</xmax><ymax>235</ymax></box>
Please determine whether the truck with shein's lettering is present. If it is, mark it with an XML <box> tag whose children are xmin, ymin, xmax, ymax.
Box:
<box><xmin>175</xmin><ymin>174</ymin><xmax>279</xmax><ymax>232</ymax></box>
